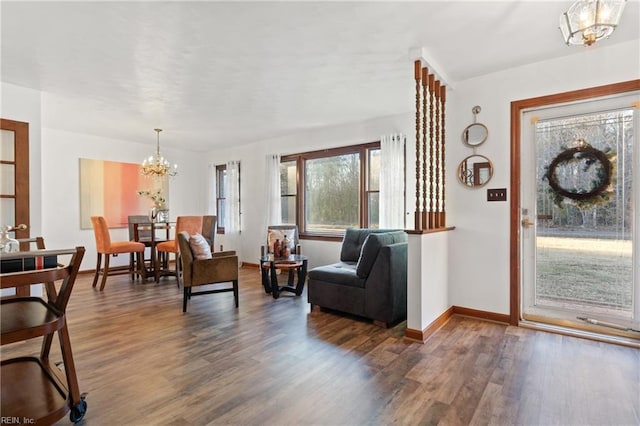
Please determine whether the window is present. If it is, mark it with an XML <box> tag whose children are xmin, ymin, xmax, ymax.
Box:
<box><xmin>366</xmin><ymin>148</ymin><xmax>380</xmax><ymax>229</ymax></box>
<box><xmin>216</xmin><ymin>163</ymin><xmax>241</xmax><ymax>234</ymax></box>
<box><xmin>281</xmin><ymin>142</ymin><xmax>380</xmax><ymax>238</ymax></box>
<box><xmin>280</xmin><ymin>160</ymin><xmax>297</xmax><ymax>225</ymax></box>
<box><xmin>216</xmin><ymin>164</ymin><xmax>226</xmax><ymax>233</ymax></box>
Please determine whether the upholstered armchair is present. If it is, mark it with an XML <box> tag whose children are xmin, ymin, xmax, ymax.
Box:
<box><xmin>202</xmin><ymin>215</ymin><xmax>217</xmax><ymax>250</ymax></box>
<box><xmin>177</xmin><ymin>231</ymin><xmax>239</xmax><ymax>313</ymax></box>
<box><xmin>261</xmin><ymin>225</ymin><xmax>301</xmax><ymax>257</ymax></box>
<box><xmin>307</xmin><ymin>228</ymin><xmax>408</xmax><ymax>327</ymax></box>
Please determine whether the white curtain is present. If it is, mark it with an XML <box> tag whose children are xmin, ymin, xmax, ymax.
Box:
<box><xmin>380</xmin><ymin>133</ymin><xmax>406</xmax><ymax>229</ymax></box>
<box><xmin>264</xmin><ymin>154</ymin><xmax>281</xmax><ymax>228</ymax></box>
<box><xmin>206</xmin><ymin>163</ymin><xmax>217</xmax><ymax>215</ymax></box>
<box><xmin>224</xmin><ymin>160</ymin><xmax>241</xmax><ymax>251</ymax></box>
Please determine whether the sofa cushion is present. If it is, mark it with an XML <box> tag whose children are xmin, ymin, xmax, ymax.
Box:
<box><xmin>340</xmin><ymin>229</ymin><xmax>372</xmax><ymax>262</ymax></box>
<box><xmin>307</xmin><ymin>262</ymin><xmax>365</xmax><ymax>288</ymax></box>
<box><xmin>189</xmin><ymin>233</ymin><xmax>212</xmax><ymax>260</ymax></box>
<box><xmin>340</xmin><ymin>228</ymin><xmax>404</xmax><ymax>262</ymax></box>
<box><xmin>356</xmin><ymin>231</ymin><xmax>408</xmax><ymax>278</ymax></box>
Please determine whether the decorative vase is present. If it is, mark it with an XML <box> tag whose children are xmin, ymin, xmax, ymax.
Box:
<box><xmin>273</xmin><ymin>239</ymin><xmax>281</xmax><ymax>258</ymax></box>
<box><xmin>156</xmin><ymin>209</ymin><xmax>169</xmax><ymax>223</ymax></box>
<box><xmin>149</xmin><ymin>207</ymin><xmax>158</xmax><ymax>223</ymax></box>
<box><xmin>281</xmin><ymin>235</ymin><xmax>291</xmax><ymax>258</ymax></box>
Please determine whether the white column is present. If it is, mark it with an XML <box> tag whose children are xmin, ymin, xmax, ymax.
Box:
<box><xmin>406</xmin><ymin>231</ymin><xmax>450</xmax><ymax>339</ymax></box>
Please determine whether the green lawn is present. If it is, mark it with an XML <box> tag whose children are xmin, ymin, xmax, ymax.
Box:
<box><xmin>536</xmin><ymin>237</ymin><xmax>633</xmax><ymax>310</ymax></box>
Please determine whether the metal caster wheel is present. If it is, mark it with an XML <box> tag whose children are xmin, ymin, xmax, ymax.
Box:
<box><xmin>70</xmin><ymin>397</ymin><xmax>87</xmax><ymax>423</ymax></box>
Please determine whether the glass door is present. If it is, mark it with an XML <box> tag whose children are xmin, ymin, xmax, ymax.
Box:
<box><xmin>521</xmin><ymin>93</ymin><xmax>639</xmax><ymax>338</ymax></box>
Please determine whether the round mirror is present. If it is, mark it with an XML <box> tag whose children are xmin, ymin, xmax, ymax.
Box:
<box><xmin>462</xmin><ymin>123</ymin><xmax>489</xmax><ymax>147</ymax></box>
<box><xmin>458</xmin><ymin>154</ymin><xmax>493</xmax><ymax>188</ymax></box>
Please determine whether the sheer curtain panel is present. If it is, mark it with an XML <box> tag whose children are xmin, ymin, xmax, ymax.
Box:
<box><xmin>207</xmin><ymin>163</ymin><xmax>217</xmax><ymax>215</ymax></box>
<box><xmin>224</xmin><ymin>160</ymin><xmax>241</xmax><ymax>252</ymax></box>
<box><xmin>380</xmin><ymin>133</ymin><xmax>406</xmax><ymax>229</ymax></box>
<box><xmin>264</xmin><ymin>154</ymin><xmax>282</xmax><ymax>229</ymax></box>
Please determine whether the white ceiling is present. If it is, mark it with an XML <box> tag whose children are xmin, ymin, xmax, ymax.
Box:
<box><xmin>1</xmin><ymin>1</ymin><xmax>639</xmax><ymax>151</ymax></box>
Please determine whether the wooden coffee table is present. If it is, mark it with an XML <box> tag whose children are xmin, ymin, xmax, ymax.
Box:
<box><xmin>259</xmin><ymin>254</ymin><xmax>308</xmax><ymax>299</ymax></box>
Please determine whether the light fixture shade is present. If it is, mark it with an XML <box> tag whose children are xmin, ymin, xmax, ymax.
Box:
<box><xmin>560</xmin><ymin>0</ymin><xmax>626</xmax><ymax>46</ymax></box>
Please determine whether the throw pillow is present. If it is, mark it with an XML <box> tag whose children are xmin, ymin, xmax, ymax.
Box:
<box><xmin>189</xmin><ymin>233</ymin><xmax>212</xmax><ymax>260</ymax></box>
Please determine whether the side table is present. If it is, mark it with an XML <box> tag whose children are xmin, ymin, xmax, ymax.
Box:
<box><xmin>259</xmin><ymin>254</ymin><xmax>308</xmax><ymax>299</ymax></box>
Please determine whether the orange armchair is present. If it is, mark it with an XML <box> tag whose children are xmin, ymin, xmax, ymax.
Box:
<box><xmin>91</xmin><ymin>216</ymin><xmax>146</xmax><ymax>291</ymax></box>
<box><xmin>156</xmin><ymin>216</ymin><xmax>203</xmax><ymax>281</ymax></box>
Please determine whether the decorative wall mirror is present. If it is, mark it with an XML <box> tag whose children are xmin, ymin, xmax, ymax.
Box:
<box><xmin>458</xmin><ymin>154</ymin><xmax>493</xmax><ymax>188</ymax></box>
<box><xmin>462</xmin><ymin>106</ymin><xmax>488</xmax><ymax>147</ymax></box>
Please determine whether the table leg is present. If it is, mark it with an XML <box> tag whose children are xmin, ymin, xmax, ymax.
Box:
<box><xmin>270</xmin><ymin>261</ymin><xmax>280</xmax><ymax>299</ymax></box>
<box><xmin>295</xmin><ymin>259</ymin><xmax>307</xmax><ymax>296</ymax></box>
<box><xmin>260</xmin><ymin>262</ymin><xmax>272</xmax><ymax>294</ymax></box>
<box><xmin>151</xmin><ymin>246</ymin><xmax>160</xmax><ymax>283</ymax></box>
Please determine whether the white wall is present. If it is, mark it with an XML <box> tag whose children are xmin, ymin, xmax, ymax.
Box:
<box><xmin>1</xmin><ymin>83</ymin><xmax>205</xmax><ymax>273</ymax></box>
<box><xmin>40</xmin><ymin>127</ymin><xmax>205</xmax><ymax>270</ymax></box>
<box><xmin>1</xmin><ymin>82</ymin><xmax>43</xmax><ymax>237</ymax></box>
<box><xmin>0</xmin><ymin>83</ymin><xmax>44</xmax><ymax>296</ymax></box>
<box><xmin>446</xmin><ymin>40</ymin><xmax>640</xmax><ymax>315</ymax></box>
<box><xmin>3</xmin><ymin>38</ymin><xmax>637</xmax><ymax>318</ymax></box>
<box><xmin>407</xmin><ymin>232</ymin><xmax>449</xmax><ymax>332</ymax></box>
<box><xmin>205</xmin><ymin>113</ymin><xmax>413</xmax><ymax>268</ymax></box>
<box><xmin>206</xmin><ymin>39</ymin><xmax>639</xmax><ymax>319</ymax></box>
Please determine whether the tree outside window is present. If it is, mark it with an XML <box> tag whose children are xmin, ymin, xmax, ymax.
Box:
<box><xmin>281</xmin><ymin>142</ymin><xmax>381</xmax><ymax>238</ymax></box>
<box><xmin>305</xmin><ymin>153</ymin><xmax>360</xmax><ymax>234</ymax></box>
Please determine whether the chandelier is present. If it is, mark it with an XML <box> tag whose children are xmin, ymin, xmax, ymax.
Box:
<box><xmin>560</xmin><ymin>0</ymin><xmax>627</xmax><ymax>46</ymax></box>
<box><xmin>141</xmin><ymin>128</ymin><xmax>177</xmax><ymax>178</ymax></box>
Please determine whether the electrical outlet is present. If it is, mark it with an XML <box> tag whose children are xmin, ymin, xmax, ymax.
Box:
<box><xmin>487</xmin><ymin>188</ymin><xmax>507</xmax><ymax>201</ymax></box>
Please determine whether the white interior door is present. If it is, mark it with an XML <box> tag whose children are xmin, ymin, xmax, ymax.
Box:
<box><xmin>521</xmin><ymin>92</ymin><xmax>640</xmax><ymax>338</ymax></box>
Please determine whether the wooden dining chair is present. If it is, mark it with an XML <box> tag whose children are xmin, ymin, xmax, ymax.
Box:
<box><xmin>127</xmin><ymin>215</ymin><xmax>168</xmax><ymax>279</ymax></box>
<box><xmin>90</xmin><ymin>216</ymin><xmax>146</xmax><ymax>291</ymax></box>
<box><xmin>156</xmin><ymin>215</ymin><xmax>203</xmax><ymax>282</ymax></box>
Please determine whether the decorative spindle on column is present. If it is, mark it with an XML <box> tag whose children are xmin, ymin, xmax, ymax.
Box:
<box><xmin>422</xmin><ymin>68</ymin><xmax>429</xmax><ymax>229</ymax></box>
<box><xmin>411</xmin><ymin>59</ymin><xmax>448</xmax><ymax>231</ymax></box>
<box><xmin>427</xmin><ymin>74</ymin><xmax>435</xmax><ymax>229</ymax></box>
<box><xmin>414</xmin><ymin>60</ymin><xmax>422</xmax><ymax>231</ymax></box>
<box><xmin>432</xmin><ymin>80</ymin><xmax>441</xmax><ymax>229</ymax></box>
<box><xmin>439</xmin><ymin>85</ymin><xmax>447</xmax><ymax>227</ymax></box>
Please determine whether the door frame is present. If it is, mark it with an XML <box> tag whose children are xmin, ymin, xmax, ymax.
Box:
<box><xmin>509</xmin><ymin>80</ymin><xmax>640</xmax><ymax>326</ymax></box>
<box><xmin>0</xmin><ymin>118</ymin><xmax>30</xmax><ymax>240</ymax></box>
<box><xmin>1</xmin><ymin>118</ymin><xmax>30</xmax><ymax>297</ymax></box>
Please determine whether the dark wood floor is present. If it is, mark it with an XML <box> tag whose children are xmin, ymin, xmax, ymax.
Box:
<box><xmin>3</xmin><ymin>266</ymin><xmax>639</xmax><ymax>425</ymax></box>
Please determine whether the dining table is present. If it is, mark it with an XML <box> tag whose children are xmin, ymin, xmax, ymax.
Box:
<box><xmin>133</xmin><ymin>221</ymin><xmax>175</xmax><ymax>283</ymax></box>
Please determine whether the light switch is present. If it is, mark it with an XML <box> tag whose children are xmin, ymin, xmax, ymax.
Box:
<box><xmin>487</xmin><ymin>188</ymin><xmax>507</xmax><ymax>201</ymax></box>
